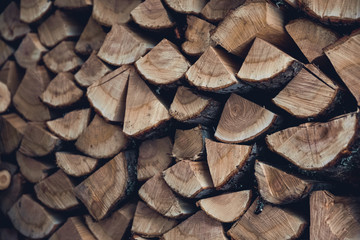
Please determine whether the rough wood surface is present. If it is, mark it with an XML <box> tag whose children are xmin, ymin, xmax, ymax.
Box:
<box><xmin>54</xmin><ymin>0</ymin><xmax>92</xmax><ymax>9</ymax></box>
<box><xmin>0</xmin><ymin>113</ymin><xmax>26</xmax><ymax>154</ymax></box>
<box><xmin>0</xmin><ymin>170</ymin><xmax>11</xmax><ymax>190</ymax></box>
<box><xmin>0</xmin><ymin>82</ymin><xmax>11</xmax><ymax>113</ymax></box>
<box><xmin>0</xmin><ymin>40</ymin><xmax>14</xmax><ymax>66</ymax></box>
<box><xmin>0</xmin><ymin>2</ymin><xmax>30</xmax><ymax>41</ymax></box>
<box><xmin>163</xmin><ymin>0</ymin><xmax>207</xmax><ymax>14</ymax></box>
<box><xmin>49</xmin><ymin>216</ymin><xmax>95</xmax><ymax>240</ymax></box>
<box><xmin>200</xmin><ymin>0</ymin><xmax>245</xmax><ymax>22</ymax></box>
<box><xmin>20</xmin><ymin>0</ymin><xmax>52</xmax><ymax>23</ymax></box>
<box><xmin>0</xmin><ymin>61</ymin><xmax>21</xmax><ymax>96</ymax></box>
<box><xmin>56</xmin><ymin>152</ymin><xmax>98</xmax><ymax>177</ymax></box>
<box><xmin>0</xmin><ymin>173</ymin><xmax>24</xmax><ymax>215</ymax></box>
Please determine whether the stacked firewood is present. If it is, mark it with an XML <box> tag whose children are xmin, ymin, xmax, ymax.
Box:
<box><xmin>0</xmin><ymin>0</ymin><xmax>359</xmax><ymax>239</ymax></box>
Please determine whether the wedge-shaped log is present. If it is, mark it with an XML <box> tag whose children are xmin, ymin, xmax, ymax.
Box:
<box><xmin>75</xmin><ymin>17</ymin><xmax>106</xmax><ymax>55</ymax></box>
<box><xmin>49</xmin><ymin>217</ymin><xmax>95</xmax><ymax>240</ymax></box>
<box><xmin>20</xmin><ymin>0</ymin><xmax>52</xmax><ymax>23</ymax></box>
<box><xmin>56</xmin><ymin>152</ymin><xmax>98</xmax><ymax>177</ymax></box>
<box><xmin>0</xmin><ymin>82</ymin><xmax>10</xmax><ymax>113</ymax></box>
<box><xmin>0</xmin><ymin>2</ymin><xmax>30</xmax><ymax>41</ymax></box>
<box><xmin>200</xmin><ymin>0</ymin><xmax>245</xmax><ymax>22</ymax></box>
<box><xmin>0</xmin><ymin>113</ymin><xmax>26</xmax><ymax>154</ymax></box>
<box><xmin>0</xmin><ymin>173</ymin><xmax>24</xmax><ymax>215</ymax></box>
<box><xmin>0</xmin><ymin>61</ymin><xmax>21</xmax><ymax>96</ymax></box>
<box><xmin>0</xmin><ymin>40</ymin><xmax>13</xmax><ymax>66</ymax></box>
<box><xmin>0</xmin><ymin>170</ymin><xmax>11</xmax><ymax>191</ymax></box>
<box><xmin>163</xmin><ymin>0</ymin><xmax>207</xmax><ymax>14</ymax></box>
<box><xmin>54</xmin><ymin>0</ymin><xmax>92</xmax><ymax>9</ymax></box>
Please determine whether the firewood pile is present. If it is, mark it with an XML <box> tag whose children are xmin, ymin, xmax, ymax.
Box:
<box><xmin>0</xmin><ymin>0</ymin><xmax>359</xmax><ymax>239</ymax></box>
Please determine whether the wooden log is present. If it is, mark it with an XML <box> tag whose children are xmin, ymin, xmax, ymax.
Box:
<box><xmin>162</xmin><ymin>210</ymin><xmax>227</xmax><ymax>240</ymax></box>
<box><xmin>49</xmin><ymin>217</ymin><xmax>95</xmax><ymax>240</ymax></box>
<box><xmin>196</xmin><ymin>190</ymin><xmax>252</xmax><ymax>223</ymax></box>
<box><xmin>255</xmin><ymin>160</ymin><xmax>313</xmax><ymax>205</ymax></box>
<box><xmin>20</xmin><ymin>0</ymin><xmax>52</xmax><ymax>23</ymax></box>
<box><xmin>46</xmin><ymin>108</ymin><xmax>91</xmax><ymax>141</ymax></box>
<box><xmin>0</xmin><ymin>82</ymin><xmax>10</xmax><ymax>113</ymax></box>
<box><xmin>8</xmin><ymin>194</ymin><xmax>64</xmax><ymax>239</ymax></box>
<box><xmin>163</xmin><ymin>0</ymin><xmax>207</xmax><ymax>14</ymax></box>
<box><xmin>0</xmin><ymin>228</ymin><xmax>19</xmax><ymax>240</ymax></box>
<box><xmin>0</xmin><ymin>161</ymin><xmax>18</xmax><ymax>176</ymax></box>
<box><xmin>200</xmin><ymin>0</ymin><xmax>245</xmax><ymax>22</ymax></box>
<box><xmin>0</xmin><ymin>170</ymin><xmax>11</xmax><ymax>190</ymax></box>
<box><xmin>130</xmin><ymin>0</ymin><xmax>175</xmax><ymax>30</ymax></box>
<box><xmin>284</xmin><ymin>0</ymin><xmax>298</xmax><ymax>8</ymax></box>
<box><xmin>75</xmin><ymin>114</ymin><xmax>128</xmax><ymax>159</ymax></box>
<box><xmin>0</xmin><ymin>173</ymin><xmax>24</xmax><ymax>215</ymax></box>
<box><xmin>75</xmin><ymin>151</ymin><xmax>137</xmax><ymax>220</ymax></box>
<box><xmin>14</xmin><ymin>33</ymin><xmax>48</xmax><ymax>69</ymax></box>
<box><xmin>138</xmin><ymin>173</ymin><xmax>195</xmax><ymax>219</ymax></box>
<box><xmin>54</xmin><ymin>0</ymin><xmax>92</xmax><ymax>9</ymax></box>
<box><xmin>0</xmin><ymin>2</ymin><xmax>30</xmax><ymax>41</ymax></box>
<box><xmin>137</xmin><ymin>137</ymin><xmax>173</xmax><ymax>182</ymax></box>
<box><xmin>98</xmin><ymin>24</ymin><xmax>154</xmax><ymax>66</ymax></box>
<box><xmin>43</xmin><ymin>41</ymin><xmax>83</xmax><ymax>73</ymax></box>
<box><xmin>181</xmin><ymin>15</ymin><xmax>216</xmax><ymax>56</ymax></box>
<box><xmin>0</xmin><ymin>114</ymin><xmax>26</xmax><ymax>154</ymax></box>
<box><xmin>0</xmin><ymin>61</ymin><xmax>21</xmax><ymax>96</ymax></box>
<box><xmin>131</xmin><ymin>201</ymin><xmax>178</xmax><ymax>238</ymax></box>
<box><xmin>0</xmin><ymin>40</ymin><xmax>13</xmax><ymax>66</ymax></box>
<box><xmin>215</xmin><ymin>94</ymin><xmax>279</xmax><ymax>143</ymax></box>
<box><xmin>56</xmin><ymin>152</ymin><xmax>98</xmax><ymax>177</ymax></box>
<box><xmin>310</xmin><ymin>190</ymin><xmax>360</xmax><ymax>240</ymax></box>
<box><xmin>132</xmin><ymin>234</ymin><xmax>153</xmax><ymax>240</ymax></box>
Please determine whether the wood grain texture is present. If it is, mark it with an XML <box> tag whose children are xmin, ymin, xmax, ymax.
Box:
<box><xmin>0</xmin><ymin>2</ymin><xmax>30</xmax><ymax>41</ymax></box>
<box><xmin>0</xmin><ymin>82</ymin><xmax>11</xmax><ymax>113</ymax></box>
<box><xmin>0</xmin><ymin>173</ymin><xmax>24</xmax><ymax>215</ymax></box>
<box><xmin>0</xmin><ymin>113</ymin><xmax>26</xmax><ymax>154</ymax></box>
<box><xmin>163</xmin><ymin>0</ymin><xmax>207</xmax><ymax>14</ymax></box>
<box><xmin>20</xmin><ymin>0</ymin><xmax>52</xmax><ymax>23</ymax></box>
<box><xmin>0</xmin><ymin>40</ymin><xmax>14</xmax><ymax>66</ymax></box>
<box><xmin>201</xmin><ymin>0</ymin><xmax>245</xmax><ymax>22</ymax></box>
<box><xmin>0</xmin><ymin>61</ymin><xmax>21</xmax><ymax>96</ymax></box>
<box><xmin>49</xmin><ymin>217</ymin><xmax>95</xmax><ymax>240</ymax></box>
<box><xmin>56</xmin><ymin>152</ymin><xmax>98</xmax><ymax>177</ymax></box>
<box><xmin>0</xmin><ymin>170</ymin><xmax>11</xmax><ymax>190</ymax></box>
<box><xmin>54</xmin><ymin>0</ymin><xmax>92</xmax><ymax>9</ymax></box>
<box><xmin>75</xmin><ymin>17</ymin><xmax>106</xmax><ymax>55</ymax></box>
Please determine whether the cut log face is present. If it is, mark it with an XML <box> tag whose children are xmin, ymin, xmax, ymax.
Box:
<box><xmin>200</xmin><ymin>0</ymin><xmax>245</xmax><ymax>22</ymax></box>
<box><xmin>266</xmin><ymin>112</ymin><xmax>358</xmax><ymax>170</ymax></box>
<box><xmin>8</xmin><ymin>194</ymin><xmax>64</xmax><ymax>239</ymax></box>
<box><xmin>14</xmin><ymin>33</ymin><xmax>48</xmax><ymax>69</ymax></box>
<box><xmin>0</xmin><ymin>2</ymin><xmax>30</xmax><ymax>41</ymax></box>
<box><xmin>75</xmin><ymin>114</ymin><xmax>128</xmax><ymax>159</ymax></box>
<box><xmin>43</xmin><ymin>41</ymin><xmax>83</xmax><ymax>73</ymax></box>
<box><xmin>0</xmin><ymin>61</ymin><xmax>21</xmax><ymax>96</ymax></box>
<box><xmin>46</xmin><ymin>108</ymin><xmax>91</xmax><ymax>141</ymax></box>
<box><xmin>228</xmin><ymin>198</ymin><xmax>307</xmax><ymax>240</ymax></box>
<box><xmin>0</xmin><ymin>173</ymin><xmax>24</xmax><ymax>215</ymax></box>
<box><xmin>285</xmin><ymin>18</ymin><xmax>339</xmax><ymax>63</ymax></box>
<box><xmin>0</xmin><ymin>113</ymin><xmax>27</xmax><ymax>154</ymax></box>
<box><xmin>163</xmin><ymin>0</ymin><xmax>207</xmax><ymax>14</ymax></box>
<box><xmin>92</xmin><ymin>0</ymin><xmax>142</xmax><ymax>26</ymax></box>
<box><xmin>310</xmin><ymin>190</ymin><xmax>360</xmax><ymax>240</ymax></box>
<box><xmin>98</xmin><ymin>24</ymin><xmax>154</xmax><ymax>66</ymax></box>
<box><xmin>0</xmin><ymin>82</ymin><xmax>11</xmax><ymax>113</ymax></box>
<box><xmin>196</xmin><ymin>190</ymin><xmax>252</xmax><ymax>223</ymax></box>
<box><xmin>56</xmin><ymin>152</ymin><xmax>98</xmax><ymax>177</ymax></box>
<box><xmin>137</xmin><ymin>137</ymin><xmax>173</xmax><ymax>181</ymax></box>
<box><xmin>49</xmin><ymin>217</ymin><xmax>95</xmax><ymax>240</ymax></box>
<box><xmin>0</xmin><ymin>40</ymin><xmax>14</xmax><ymax>66</ymax></box>
<box><xmin>0</xmin><ymin>170</ymin><xmax>11</xmax><ymax>190</ymax></box>
<box><xmin>132</xmin><ymin>201</ymin><xmax>178</xmax><ymax>237</ymax></box>
<box><xmin>138</xmin><ymin>173</ymin><xmax>195</xmax><ymax>219</ymax></box>
<box><xmin>34</xmin><ymin>170</ymin><xmax>79</xmax><ymax>211</ymax></box>
<box><xmin>325</xmin><ymin>31</ymin><xmax>360</xmax><ymax>106</ymax></box>
<box><xmin>37</xmin><ymin>10</ymin><xmax>83</xmax><ymax>48</ymax></box>
<box><xmin>181</xmin><ymin>15</ymin><xmax>216</xmax><ymax>56</ymax></box>
<box><xmin>20</xmin><ymin>0</ymin><xmax>52</xmax><ymax>23</ymax></box>
<box><xmin>255</xmin><ymin>160</ymin><xmax>313</xmax><ymax>205</ymax></box>
<box><xmin>87</xmin><ymin>65</ymin><xmax>130</xmax><ymax>122</ymax></box>
<box><xmin>75</xmin><ymin>151</ymin><xmax>136</xmax><ymax>220</ymax></box>
<box><xmin>215</xmin><ymin>94</ymin><xmax>278</xmax><ymax>143</ymax></box>
<box><xmin>163</xmin><ymin>210</ymin><xmax>227</xmax><ymax>240</ymax></box>
<box><xmin>54</xmin><ymin>0</ymin><xmax>92</xmax><ymax>9</ymax></box>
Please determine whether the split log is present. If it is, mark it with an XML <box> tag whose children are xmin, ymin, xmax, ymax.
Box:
<box><xmin>255</xmin><ymin>160</ymin><xmax>313</xmax><ymax>205</ymax></box>
<box><xmin>49</xmin><ymin>217</ymin><xmax>95</xmax><ymax>240</ymax></box>
<box><xmin>75</xmin><ymin>114</ymin><xmax>128</xmax><ymax>159</ymax></box>
<box><xmin>0</xmin><ymin>170</ymin><xmax>11</xmax><ymax>190</ymax></box>
<box><xmin>0</xmin><ymin>173</ymin><xmax>24</xmax><ymax>215</ymax></box>
<box><xmin>54</xmin><ymin>0</ymin><xmax>92</xmax><ymax>9</ymax></box>
<box><xmin>215</xmin><ymin>94</ymin><xmax>279</xmax><ymax>143</ymax></box>
<box><xmin>0</xmin><ymin>82</ymin><xmax>11</xmax><ymax>113</ymax></box>
<box><xmin>162</xmin><ymin>210</ymin><xmax>227</xmax><ymax>240</ymax></box>
<box><xmin>163</xmin><ymin>160</ymin><xmax>214</xmax><ymax>198</ymax></box>
<box><xmin>200</xmin><ymin>0</ymin><xmax>245</xmax><ymax>22</ymax></box>
<box><xmin>75</xmin><ymin>51</ymin><xmax>111</xmax><ymax>87</ymax></box>
<box><xmin>74</xmin><ymin>151</ymin><xmax>137</xmax><ymax>220</ymax></box>
<box><xmin>163</xmin><ymin>0</ymin><xmax>207</xmax><ymax>14</ymax></box>
<box><xmin>196</xmin><ymin>190</ymin><xmax>252</xmax><ymax>223</ymax></box>
<box><xmin>132</xmin><ymin>234</ymin><xmax>153</xmax><ymax>240</ymax></box>
<box><xmin>0</xmin><ymin>2</ymin><xmax>30</xmax><ymax>41</ymax></box>
<box><xmin>20</xmin><ymin>0</ymin><xmax>52</xmax><ymax>23</ymax></box>
<box><xmin>131</xmin><ymin>201</ymin><xmax>178</xmax><ymax>238</ymax></box>
<box><xmin>181</xmin><ymin>15</ymin><xmax>216</xmax><ymax>56</ymax></box>
<box><xmin>0</xmin><ymin>114</ymin><xmax>26</xmax><ymax>154</ymax></box>
<box><xmin>0</xmin><ymin>228</ymin><xmax>19</xmax><ymax>240</ymax></box>
<box><xmin>43</xmin><ymin>41</ymin><xmax>84</xmax><ymax>73</ymax></box>
<box><xmin>85</xmin><ymin>202</ymin><xmax>136</xmax><ymax>240</ymax></box>
<box><xmin>34</xmin><ymin>170</ymin><xmax>80</xmax><ymax>211</ymax></box>
<box><xmin>98</xmin><ymin>24</ymin><xmax>154</xmax><ymax>66</ymax></box>
<box><xmin>0</xmin><ymin>61</ymin><xmax>21</xmax><ymax>96</ymax></box>
<box><xmin>46</xmin><ymin>108</ymin><xmax>91</xmax><ymax>141</ymax></box>
<box><xmin>56</xmin><ymin>152</ymin><xmax>98</xmax><ymax>177</ymax></box>
<box><xmin>8</xmin><ymin>194</ymin><xmax>64</xmax><ymax>239</ymax></box>
<box><xmin>137</xmin><ymin>137</ymin><xmax>173</xmax><ymax>181</ymax></box>
<box><xmin>0</xmin><ymin>40</ymin><xmax>13</xmax><ymax>66</ymax></box>
<box><xmin>138</xmin><ymin>173</ymin><xmax>195</xmax><ymax>219</ymax></box>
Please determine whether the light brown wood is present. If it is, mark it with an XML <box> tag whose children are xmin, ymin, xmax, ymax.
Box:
<box><xmin>0</xmin><ymin>2</ymin><xmax>30</xmax><ymax>41</ymax></box>
<box><xmin>0</xmin><ymin>173</ymin><xmax>24</xmax><ymax>215</ymax></box>
<box><xmin>215</xmin><ymin>94</ymin><xmax>278</xmax><ymax>143</ymax></box>
<box><xmin>0</xmin><ymin>82</ymin><xmax>11</xmax><ymax>113</ymax></box>
<box><xmin>46</xmin><ymin>108</ymin><xmax>91</xmax><ymax>141</ymax></box>
<box><xmin>163</xmin><ymin>0</ymin><xmax>207</xmax><ymax>14</ymax></box>
<box><xmin>0</xmin><ymin>170</ymin><xmax>11</xmax><ymax>190</ymax></box>
<box><xmin>138</xmin><ymin>173</ymin><xmax>195</xmax><ymax>219</ymax></box>
<box><xmin>0</xmin><ymin>113</ymin><xmax>27</xmax><ymax>154</ymax></box>
<box><xmin>56</xmin><ymin>152</ymin><xmax>98</xmax><ymax>177</ymax></box>
<box><xmin>54</xmin><ymin>0</ymin><xmax>92</xmax><ymax>9</ymax></box>
<box><xmin>98</xmin><ymin>24</ymin><xmax>154</xmax><ymax>66</ymax></box>
<box><xmin>0</xmin><ymin>40</ymin><xmax>13</xmax><ymax>66</ymax></box>
<box><xmin>163</xmin><ymin>210</ymin><xmax>227</xmax><ymax>240</ymax></box>
<box><xmin>43</xmin><ymin>41</ymin><xmax>83</xmax><ymax>73</ymax></box>
<box><xmin>200</xmin><ymin>0</ymin><xmax>245</xmax><ymax>22</ymax></box>
<box><xmin>75</xmin><ymin>114</ymin><xmax>128</xmax><ymax>159</ymax></box>
<box><xmin>20</xmin><ymin>0</ymin><xmax>52</xmax><ymax>23</ymax></box>
<box><xmin>50</xmin><ymin>217</ymin><xmax>95</xmax><ymax>240</ymax></box>
<box><xmin>8</xmin><ymin>194</ymin><xmax>64</xmax><ymax>239</ymax></box>
<box><xmin>196</xmin><ymin>190</ymin><xmax>252</xmax><ymax>223</ymax></box>
<box><xmin>0</xmin><ymin>61</ymin><xmax>21</xmax><ymax>96</ymax></box>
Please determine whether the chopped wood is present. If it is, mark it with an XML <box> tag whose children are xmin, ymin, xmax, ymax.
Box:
<box><xmin>255</xmin><ymin>160</ymin><xmax>313</xmax><ymax>205</ymax></box>
<box><xmin>43</xmin><ymin>41</ymin><xmax>84</xmax><ymax>73</ymax></box>
<box><xmin>8</xmin><ymin>194</ymin><xmax>64</xmax><ymax>239</ymax></box>
<box><xmin>130</xmin><ymin>0</ymin><xmax>174</xmax><ymax>30</ymax></box>
<box><xmin>310</xmin><ymin>190</ymin><xmax>360</xmax><ymax>240</ymax></box>
<box><xmin>163</xmin><ymin>210</ymin><xmax>227</xmax><ymax>240</ymax></box>
<box><xmin>215</xmin><ymin>94</ymin><xmax>279</xmax><ymax>143</ymax></box>
<box><xmin>196</xmin><ymin>190</ymin><xmax>252</xmax><ymax>223</ymax></box>
<box><xmin>0</xmin><ymin>114</ymin><xmax>26</xmax><ymax>154</ymax></box>
<box><xmin>135</xmin><ymin>38</ymin><xmax>190</xmax><ymax>87</ymax></box>
<box><xmin>75</xmin><ymin>151</ymin><xmax>137</xmax><ymax>220</ymax></box>
<box><xmin>0</xmin><ymin>170</ymin><xmax>11</xmax><ymax>190</ymax></box>
<box><xmin>46</xmin><ymin>108</ymin><xmax>91</xmax><ymax>141</ymax></box>
<box><xmin>20</xmin><ymin>0</ymin><xmax>52</xmax><ymax>23</ymax></box>
<box><xmin>14</xmin><ymin>33</ymin><xmax>48</xmax><ymax>69</ymax></box>
<box><xmin>0</xmin><ymin>61</ymin><xmax>21</xmax><ymax>96</ymax></box>
<box><xmin>49</xmin><ymin>217</ymin><xmax>95</xmax><ymax>240</ymax></box>
<box><xmin>132</xmin><ymin>234</ymin><xmax>153</xmax><ymax>240</ymax></box>
<box><xmin>54</xmin><ymin>0</ymin><xmax>92</xmax><ymax>9</ymax></box>
<box><xmin>98</xmin><ymin>24</ymin><xmax>154</xmax><ymax>66</ymax></box>
<box><xmin>75</xmin><ymin>114</ymin><xmax>128</xmax><ymax>158</ymax></box>
<box><xmin>87</xmin><ymin>65</ymin><xmax>130</xmax><ymax>122</ymax></box>
<box><xmin>0</xmin><ymin>40</ymin><xmax>13</xmax><ymax>66</ymax></box>
<box><xmin>228</xmin><ymin>198</ymin><xmax>307</xmax><ymax>240</ymax></box>
<box><xmin>181</xmin><ymin>15</ymin><xmax>216</xmax><ymax>56</ymax></box>
<box><xmin>0</xmin><ymin>173</ymin><xmax>24</xmax><ymax>215</ymax></box>
<box><xmin>56</xmin><ymin>152</ymin><xmax>98</xmax><ymax>177</ymax></box>
<box><xmin>200</xmin><ymin>0</ymin><xmax>245</xmax><ymax>22</ymax></box>
<box><xmin>138</xmin><ymin>173</ymin><xmax>195</xmax><ymax>219</ymax></box>
<box><xmin>34</xmin><ymin>170</ymin><xmax>79</xmax><ymax>211</ymax></box>
<box><xmin>37</xmin><ymin>10</ymin><xmax>83</xmax><ymax>47</ymax></box>
<box><xmin>163</xmin><ymin>0</ymin><xmax>207</xmax><ymax>14</ymax></box>
<box><xmin>0</xmin><ymin>82</ymin><xmax>10</xmax><ymax>113</ymax></box>
<box><xmin>0</xmin><ymin>228</ymin><xmax>19</xmax><ymax>240</ymax></box>
<box><xmin>0</xmin><ymin>2</ymin><xmax>30</xmax><ymax>41</ymax></box>
<box><xmin>137</xmin><ymin>137</ymin><xmax>173</xmax><ymax>181</ymax></box>
<box><xmin>0</xmin><ymin>161</ymin><xmax>18</xmax><ymax>176</ymax></box>
<box><xmin>75</xmin><ymin>51</ymin><xmax>111</xmax><ymax>87</ymax></box>
<box><xmin>284</xmin><ymin>0</ymin><xmax>298</xmax><ymax>8</ymax></box>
